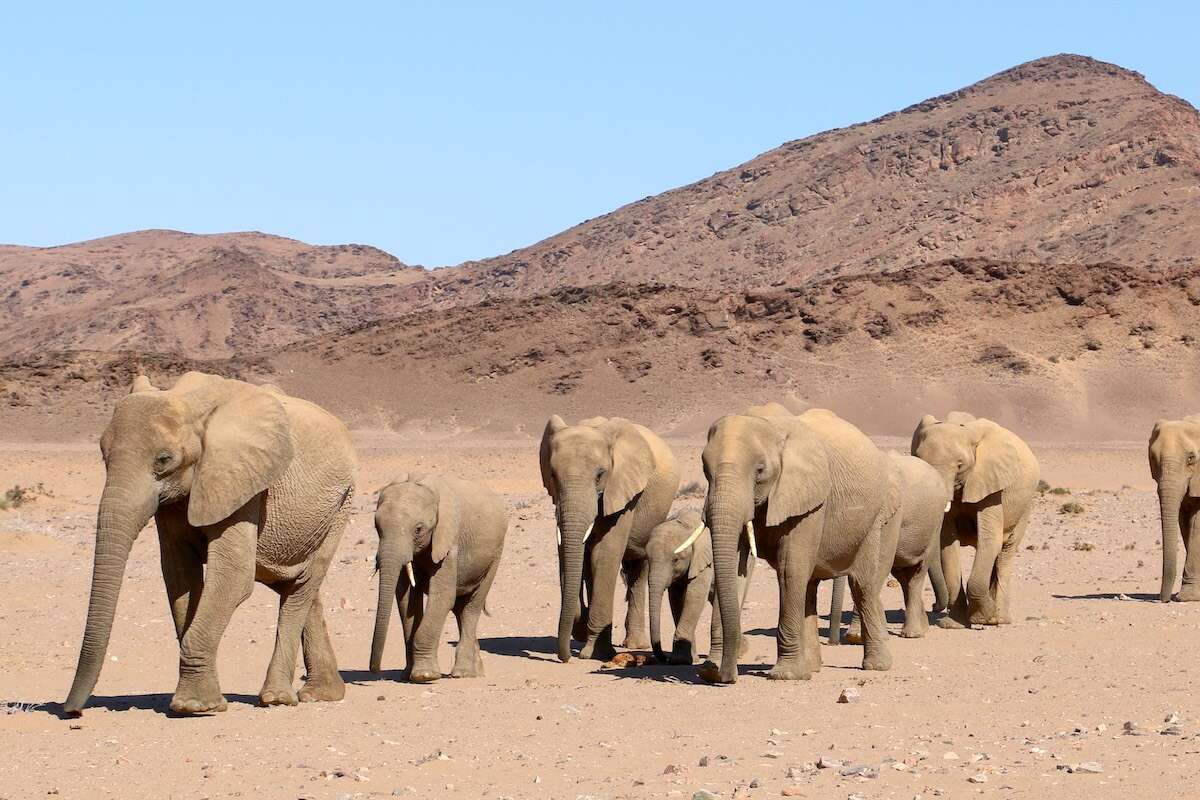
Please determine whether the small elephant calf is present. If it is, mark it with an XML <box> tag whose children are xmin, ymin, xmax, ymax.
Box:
<box><xmin>370</xmin><ymin>473</ymin><xmax>507</xmax><ymax>682</ymax></box>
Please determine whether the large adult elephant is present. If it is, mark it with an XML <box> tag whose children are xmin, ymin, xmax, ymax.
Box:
<box><xmin>64</xmin><ymin>372</ymin><xmax>356</xmax><ymax>715</ymax></box>
<box><xmin>699</xmin><ymin>404</ymin><xmax>900</xmax><ymax>684</ymax></box>
<box><xmin>1149</xmin><ymin>416</ymin><xmax>1200</xmax><ymax>602</ymax></box>
<box><xmin>539</xmin><ymin>415</ymin><xmax>679</xmax><ymax>663</ymax></box>
<box><xmin>911</xmin><ymin>412</ymin><xmax>1038</xmax><ymax>627</ymax></box>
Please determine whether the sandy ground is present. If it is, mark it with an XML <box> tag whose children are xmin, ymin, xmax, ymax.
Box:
<box><xmin>1</xmin><ymin>432</ymin><xmax>1195</xmax><ymax>800</ymax></box>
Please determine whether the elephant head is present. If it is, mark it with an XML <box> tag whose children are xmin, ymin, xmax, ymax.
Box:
<box><xmin>370</xmin><ymin>475</ymin><xmax>460</xmax><ymax>672</ymax></box>
<box><xmin>702</xmin><ymin>411</ymin><xmax>830</xmax><ymax>682</ymax></box>
<box><xmin>1148</xmin><ymin>417</ymin><xmax>1200</xmax><ymax>602</ymax></box>
<box><xmin>539</xmin><ymin>415</ymin><xmax>654</xmax><ymax>663</ymax></box>
<box><xmin>645</xmin><ymin>510</ymin><xmax>709</xmax><ymax>662</ymax></box>
<box><xmin>65</xmin><ymin>373</ymin><xmax>293</xmax><ymax>714</ymax></box>
<box><xmin>910</xmin><ymin>413</ymin><xmax>1020</xmax><ymax>506</ymax></box>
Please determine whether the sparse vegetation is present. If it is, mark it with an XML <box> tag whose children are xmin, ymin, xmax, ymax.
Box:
<box><xmin>1037</xmin><ymin>480</ymin><xmax>1052</xmax><ymax>493</ymax></box>
<box><xmin>677</xmin><ymin>481</ymin><xmax>705</xmax><ymax>499</ymax></box>
<box><xmin>1071</xmin><ymin>540</ymin><xmax>1094</xmax><ymax>550</ymax></box>
<box><xmin>0</xmin><ymin>483</ymin><xmax>51</xmax><ymax>510</ymax></box>
<box><xmin>1060</xmin><ymin>502</ymin><xmax>1085</xmax><ymax>515</ymax></box>
<box><xmin>1049</xmin><ymin>486</ymin><xmax>1070</xmax><ymax>495</ymax></box>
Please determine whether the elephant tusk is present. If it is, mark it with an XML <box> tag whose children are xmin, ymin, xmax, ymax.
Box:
<box><xmin>406</xmin><ymin>562</ymin><xmax>416</xmax><ymax>587</ymax></box>
<box><xmin>673</xmin><ymin>523</ymin><xmax>705</xmax><ymax>554</ymax></box>
<box><xmin>745</xmin><ymin>520</ymin><xmax>758</xmax><ymax>559</ymax></box>
<box><xmin>556</xmin><ymin>526</ymin><xmax>561</xmax><ymax>547</ymax></box>
<box><xmin>944</xmin><ymin>501</ymin><xmax>952</xmax><ymax>513</ymax></box>
<box><xmin>582</xmin><ymin>522</ymin><xmax>594</xmax><ymax>544</ymax></box>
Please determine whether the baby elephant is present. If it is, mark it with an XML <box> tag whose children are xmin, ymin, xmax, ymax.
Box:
<box><xmin>646</xmin><ymin>510</ymin><xmax>754</xmax><ymax>664</ymax></box>
<box><xmin>830</xmin><ymin>452</ymin><xmax>950</xmax><ymax>643</ymax></box>
<box><xmin>370</xmin><ymin>473</ymin><xmax>507</xmax><ymax>682</ymax></box>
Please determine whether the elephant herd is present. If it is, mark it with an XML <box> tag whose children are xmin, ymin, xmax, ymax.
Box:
<box><xmin>60</xmin><ymin>372</ymin><xmax>1199</xmax><ymax>715</ymax></box>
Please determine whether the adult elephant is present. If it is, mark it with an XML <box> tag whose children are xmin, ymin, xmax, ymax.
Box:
<box><xmin>699</xmin><ymin>404</ymin><xmax>900</xmax><ymax>684</ymax></box>
<box><xmin>911</xmin><ymin>412</ymin><xmax>1038</xmax><ymax>627</ymax></box>
<box><xmin>540</xmin><ymin>415</ymin><xmax>679</xmax><ymax>663</ymax></box>
<box><xmin>64</xmin><ymin>372</ymin><xmax>356</xmax><ymax>715</ymax></box>
<box><xmin>829</xmin><ymin>452</ymin><xmax>950</xmax><ymax>643</ymax></box>
<box><xmin>1149</xmin><ymin>416</ymin><xmax>1200</xmax><ymax>602</ymax></box>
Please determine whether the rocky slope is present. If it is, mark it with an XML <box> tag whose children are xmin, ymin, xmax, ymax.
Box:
<box><xmin>436</xmin><ymin>54</ymin><xmax>1200</xmax><ymax>302</ymax></box>
<box><xmin>0</xmin><ymin>229</ymin><xmax>428</xmax><ymax>359</ymax></box>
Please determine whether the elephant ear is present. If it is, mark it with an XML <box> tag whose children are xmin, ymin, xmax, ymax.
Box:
<box><xmin>911</xmin><ymin>414</ymin><xmax>939</xmax><ymax>455</ymax></box>
<box><xmin>426</xmin><ymin>480</ymin><xmax>461</xmax><ymax>563</ymax></box>
<box><xmin>188</xmin><ymin>388</ymin><xmax>294</xmax><ymax>527</ymax></box>
<box><xmin>539</xmin><ymin>415</ymin><xmax>566</xmax><ymax>500</ymax></box>
<box><xmin>688</xmin><ymin>525</ymin><xmax>713</xmax><ymax>581</ymax></box>
<box><xmin>962</xmin><ymin>421</ymin><xmax>1021</xmax><ymax>504</ymax></box>
<box><xmin>766</xmin><ymin>420</ymin><xmax>831</xmax><ymax>527</ymax></box>
<box><xmin>602</xmin><ymin>422</ymin><xmax>655</xmax><ymax>516</ymax></box>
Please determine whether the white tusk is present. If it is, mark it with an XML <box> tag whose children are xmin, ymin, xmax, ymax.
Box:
<box><xmin>745</xmin><ymin>520</ymin><xmax>758</xmax><ymax>558</ymax></box>
<box><xmin>944</xmin><ymin>501</ymin><xmax>952</xmax><ymax>513</ymax></box>
<box><xmin>556</xmin><ymin>526</ymin><xmax>561</xmax><ymax>546</ymax></box>
<box><xmin>406</xmin><ymin>562</ymin><xmax>416</xmax><ymax>587</ymax></box>
<box><xmin>582</xmin><ymin>522</ymin><xmax>594</xmax><ymax>543</ymax></box>
<box><xmin>674</xmin><ymin>523</ymin><xmax>706</xmax><ymax>554</ymax></box>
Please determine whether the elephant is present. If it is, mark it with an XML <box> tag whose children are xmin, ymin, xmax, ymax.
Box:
<box><xmin>369</xmin><ymin>473</ymin><xmax>507</xmax><ymax>682</ymax></box>
<box><xmin>645</xmin><ymin>509</ymin><xmax>756</xmax><ymax>665</ymax></box>
<box><xmin>64</xmin><ymin>372</ymin><xmax>356</xmax><ymax>715</ymax></box>
<box><xmin>1148</xmin><ymin>416</ymin><xmax>1200</xmax><ymax>602</ymax></box>
<box><xmin>539</xmin><ymin>415</ymin><xmax>680</xmax><ymax>663</ymax></box>
<box><xmin>911</xmin><ymin>412</ymin><xmax>1039</xmax><ymax>628</ymax></box>
<box><xmin>828</xmin><ymin>452</ymin><xmax>950</xmax><ymax>644</ymax></box>
<box><xmin>699</xmin><ymin>403</ymin><xmax>900</xmax><ymax>684</ymax></box>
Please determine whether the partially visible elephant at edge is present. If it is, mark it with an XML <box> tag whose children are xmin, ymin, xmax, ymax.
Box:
<box><xmin>829</xmin><ymin>451</ymin><xmax>950</xmax><ymax>644</ymax></box>
<box><xmin>699</xmin><ymin>403</ymin><xmax>900</xmax><ymax>684</ymax></box>
<box><xmin>911</xmin><ymin>412</ymin><xmax>1039</xmax><ymax>628</ymax></box>
<box><xmin>540</xmin><ymin>415</ymin><xmax>680</xmax><ymax>662</ymax></box>
<box><xmin>1149</xmin><ymin>416</ymin><xmax>1200</xmax><ymax>602</ymax></box>
<box><xmin>370</xmin><ymin>473</ymin><xmax>507</xmax><ymax>681</ymax></box>
<box><xmin>65</xmin><ymin>372</ymin><xmax>357</xmax><ymax>715</ymax></box>
<box><xmin>645</xmin><ymin>509</ymin><xmax>755</xmax><ymax>665</ymax></box>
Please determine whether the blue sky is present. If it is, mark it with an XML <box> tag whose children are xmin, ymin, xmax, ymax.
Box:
<box><xmin>3</xmin><ymin>2</ymin><xmax>1197</xmax><ymax>267</ymax></box>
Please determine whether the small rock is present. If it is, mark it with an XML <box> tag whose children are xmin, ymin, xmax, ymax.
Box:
<box><xmin>967</xmin><ymin>773</ymin><xmax>988</xmax><ymax>784</ymax></box>
<box><xmin>699</xmin><ymin>756</ymin><xmax>710</xmax><ymax>767</ymax></box>
<box><xmin>693</xmin><ymin>791</ymin><xmax>719</xmax><ymax>800</ymax></box>
<box><xmin>1123</xmin><ymin>721</ymin><xmax>1146</xmax><ymax>736</ymax></box>
<box><xmin>664</xmin><ymin>764</ymin><xmax>684</xmax><ymax>775</ymax></box>
<box><xmin>1161</xmin><ymin>725</ymin><xmax>1182</xmax><ymax>736</ymax></box>
<box><xmin>376</xmin><ymin>695</ymin><xmax>386</xmax><ymax>701</ymax></box>
<box><xmin>750</xmin><ymin>778</ymin><xmax>762</xmax><ymax>788</ymax></box>
<box><xmin>1165</xmin><ymin>711</ymin><xmax>1181</xmax><ymax>724</ymax></box>
<box><xmin>763</xmin><ymin>751</ymin><xmax>783</xmax><ymax>759</ymax></box>
<box><xmin>839</xmin><ymin>764</ymin><xmax>879</xmax><ymax>779</ymax></box>
<box><xmin>837</xmin><ymin>688</ymin><xmax>860</xmax><ymax>704</ymax></box>
<box><xmin>942</xmin><ymin>751</ymin><xmax>959</xmax><ymax>760</ymax></box>
<box><xmin>816</xmin><ymin>756</ymin><xmax>843</xmax><ymax>769</ymax></box>
<box><xmin>781</xmin><ymin>788</ymin><xmax>804</xmax><ymax>797</ymax></box>
<box><xmin>1076</xmin><ymin>762</ymin><xmax>1103</xmax><ymax>774</ymax></box>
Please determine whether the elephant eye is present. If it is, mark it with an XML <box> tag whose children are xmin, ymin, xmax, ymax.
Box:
<box><xmin>1189</xmin><ymin>452</ymin><xmax>1197</xmax><ymax>465</ymax></box>
<box><xmin>154</xmin><ymin>452</ymin><xmax>173</xmax><ymax>470</ymax></box>
<box><xmin>596</xmin><ymin>468</ymin><xmax>607</xmax><ymax>482</ymax></box>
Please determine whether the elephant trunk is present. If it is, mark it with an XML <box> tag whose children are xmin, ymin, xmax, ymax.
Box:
<box><xmin>556</xmin><ymin>482</ymin><xmax>595</xmax><ymax>663</ymax></box>
<box><xmin>647</xmin><ymin>562</ymin><xmax>672</xmax><ymax>661</ymax></box>
<box><xmin>370</xmin><ymin>561</ymin><xmax>403</xmax><ymax>673</ymax></box>
<box><xmin>706</xmin><ymin>468</ymin><xmax>751</xmax><ymax>683</ymax></box>
<box><xmin>1159</xmin><ymin>475</ymin><xmax>1186</xmax><ymax>602</ymax></box>
<box><xmin>65</xmin><ymin>475</ymin><xmax>158</xmax><ymax>714</ymax></box>
<box><xmin>828</xmin><ymin>575</ymin><xmax>846</xmax><ymax>645</ymax></box>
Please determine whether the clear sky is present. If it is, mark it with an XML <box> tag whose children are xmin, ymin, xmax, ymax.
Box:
<box><xmin>4</xmin><ymin>2</ymin><xmax>1197</xmax><ymax>267</ymax></box>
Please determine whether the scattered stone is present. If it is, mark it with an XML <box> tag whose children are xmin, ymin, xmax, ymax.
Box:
<box><xmin>763</xmin><ymin>751</ymin><xmax>783</xmax><ymax>759</ymax></box>
<box><xmin>376</xmin><ymin>695</ymin><xmax>386</xmax><ymax>701</ymax></box>
<box><xmin>837</xmin><ymin>688</ymin><xmax>860</xmax><ymax>704</ymax></box>
<box><xmin>699</xmin><ymin>756</ymin><xmax>710</xmax><ymax>767</ymax></box>
<box><xmin>787</xmin><ymin>764</ymin><xmax>816</xmax><ymax>778</ymax></box>
<box><xmin>601</xmin><ymin>652</ymin><xmax>650</xmax><ymax>669</ymax></box>
<box><xmin>1123</xmin><ymin>721</ymin><xmax>1147</xmax><ymax>736</ymax></box>
<box><xmin>781</xmin><ymin>788</ymin><xmax>804</xmax><ymax>797</ymax></box>
<box><xmin>816</xmin><ymin>756</ymin><xmax>843</xmax><ymax>769</ymax></box>
<box><xmin>838</xmin><ymin>764</ymin><xmax>879</xmax><ymax>779</ymax></box>
<box><xmin>664</xmin><ymin>764</ymin><xmax>684</xmax><ymax>775</ymax></box>
<box><xmin>750</xmin><ymin>778</ymin><xmax>762</xmax><ymax>788</ymax></box>
<box><xmin>693</xmin><ymin>791</ymin><xmax>719</xmax><ymax>800</ymax></box>
<box><xmin>942</xmin><ymin>751</ymin><xmax>959</xmax><ymax>760</ymax></box>
<box><xmin>967</xmin><ymin>773</ymin><xmax>988</xmax><ymax>784</ymax></box>
<box><xmin>1161</xmin><ymin>725</ymin><xmax>1183</xmax><ymax>736</ymax></box>
<box><xmin>1058</xmin><ymin>762</ymin><xmax>1102</xmax><ymax>774</ymax></box>
<box><xmin>1165</xmin><ymin>711</ymin><xmax>1181</xmax><ymax>724</ymax></box>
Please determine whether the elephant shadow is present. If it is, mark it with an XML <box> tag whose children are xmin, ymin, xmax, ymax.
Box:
<box><xmin>476</xmin><ymin>635</ymin><xmax>561</xmax><ymax>662</ymax></box>
<box><xmin>30</xmin><ymin>692</ymin><xmax>262</xmax><ymax>719</ymax></box>
<box><xmin>1051</xmin><ymin>592</ymin><xmax>1161</xmax><ymax>602</ymax></box>
<box><xmin>340</xmin><ymin>668</ymin><xmax>411</xmax><ymax>684</ymax></box>
<box><xmin>597</xmin><ymin>661</ymin><xmax>772</xmax><ymax>684</ymax></box>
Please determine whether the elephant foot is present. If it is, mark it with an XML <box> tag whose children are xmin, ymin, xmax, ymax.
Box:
<box><xmin>450</xmin><ymin>654</ymin><xmax>484</xmax><ymax>679</ymax></box>
<box><xmin>572</xmin><ymin>617</ymin><xmax>590</xmax><ymax>643</ymax></box>
<box><xmin>171</xmin><ymin>675</ymin><xmax>227</xmax><ymax>715</ymax></box>
<box><xmin>1177</xmin><ymin>584</ymin><xmax>1200</xmax><ymax>602</ymax></box>
<box><xmin>409</xmin><ymin>667</ymin><xmax>441</xmax><ymax>683</ymax></box>
<box><xmin>862</xmin><ymin>649</ymin><xmax>893</xmax><ymax>671</ymax></box>
<box><xmin>968</xmin><ymin>606</ymin><xmax>996</xmax><ymax>626</ymax></box>
<box><xmin>298</xmin><ymin>675</ymin><xmax>345</xmax><ymax>703</ymax></box>
<box><xmin>936</xmin><ymin>610</ymin><xmax>968</xmax><ymax>629</ymax></box>
<box><xmin>668</xmin><ymin>641</ymin><xmax>696</xmax><ymax>665</ymax></box>
<box><xmin>900</xmin><ymin>624</ymin><xmax>928</xmax><ymax>639</ymax></box>
<box><xmin>258</xmin><ymin>685</ymin><xmax>299</xmax><ymax>707</ymax></box>
<box><xmin>622</xmin><ymin>633</ymin><xmax>651</xmax><ymax>651</ymax></box>
<box><xmin>767</xmin><ymin>659</ymin><xmax>812</xmax><ymax>681</ymax></box>
<box><xmin>579</xmin><ymin>636</ymin><xmax>616</xmax><ymax>662</ymax></box>
<box><xmin>698</xmin><ymin>660</ymin><xmax>737</xmax><ymax>684</ymax></box>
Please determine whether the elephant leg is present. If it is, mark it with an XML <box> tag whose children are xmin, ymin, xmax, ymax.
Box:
<box><xmin>410</xmin><ymin>561</ymin><xmax>456</xmax><ymax>682</ymax></box>
<box><xmin>965</xmin><ymin>503</ymin><xmax>1003</xmax><ymax>625</ymax></box>
<box><xmin>768</xmin><ymin>520</ymin><xmax>816</xmax><ymax>681</ymax></box>
<box><xmin>848</xmin><ymin>568</ymin><xmax>892</xmax><ymax>672</ymax></box>
<box><xmin>896</xmin><ymin>563</ymin><xmax>929</xmax><ymax>638</ymax></box>
<box><xmin>669</xmin><ymin>581</ymin><xmax>700</xmax><ymax>665</ymax></box>
<box><xmin>621</xmin><ymin>556</ymin><xmax>651</xmax><ymax>650</ymax></box>
<box><xmin>579</xmin><ymin>527</ymin><xmax>625</xmax><ymax>661</ymax></box>
<box><xmin>299</xmin><ymin>594</ymin><xmax>344</xmax><ymax>702</ymax></box>
<box><xmin>990</xmin><ymin>511</ymin><xmax>1029</xmax><ymax>624</ymax></box>
<box><xmin>937</xmin><ymin>516</ymin><xmax>969</xmax><ymax>629</ymax></box>
<box><xmin>171</xmin><ymin>514</ymin><xmax>257</xmax><ymax>715</ymax></box>
<box><xmin>1179</xmin><ymin>503</ymin><xmax>1200</xmax><ymax>602</ymax></box>
<box><xmin>802</xmin><ymin>578</ymin><xmax>822</xmax><ymax>674</ymax></box>
<box><xmin>156</xmin><ymin>513</ymin><xmax>204</xmax><ymax>641</ymax></box>
<box><xmin>260</xmin><ymin>511</ymin><xmax>343</xmax><ymax>706</ymax></box>
<box><xmin>827</xmin><ymin>575</ymin><xmax>846</xmax><ymax>645</ymax></box>
<box><xmin>844</xmin><ymin>607</ymin><xmax>863</xmax><ymax>645</ymax></box>
<box><xmin>398</xmin><ymin>580</ymin><xmax>424</xmax><ymax>675</ymax></box>
<box><xmin>452</xmin><ymin>559</ymin><xmax>499</xmax><ymax>678</ymax></box>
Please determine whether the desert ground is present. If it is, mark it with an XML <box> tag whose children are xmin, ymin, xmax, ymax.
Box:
<box><xmin>2</xmin><ymin>430</ymin><xmax>1196</xmax><ymax>800</ymax></box>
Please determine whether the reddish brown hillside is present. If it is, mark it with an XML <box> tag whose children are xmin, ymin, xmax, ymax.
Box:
<box><xmin>436</xmin><ymin>54</ymin><xmax>1200</xmax><ymax>302</ymax></box>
